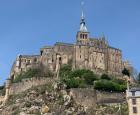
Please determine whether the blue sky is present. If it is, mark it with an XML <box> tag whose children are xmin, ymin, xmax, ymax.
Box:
<box><xmin>0</xmin><ymin>0</ymin><xmax>140</xmax><ymax>85</ymax></box>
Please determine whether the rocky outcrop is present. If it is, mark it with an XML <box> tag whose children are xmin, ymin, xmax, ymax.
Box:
<box><xmin>0</xmin><ymin>80</ymin><xmax>128</xmax><ymax>115</ymax></box>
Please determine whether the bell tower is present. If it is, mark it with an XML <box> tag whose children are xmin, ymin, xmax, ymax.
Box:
<box><xmin>76</xmin><ymin>1</ymin><xmax>89</xmax><ymax>45</ymax></box>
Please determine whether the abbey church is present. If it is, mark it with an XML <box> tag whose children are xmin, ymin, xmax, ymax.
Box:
<box><xmin>9</xmin><ymin>10</ymin><xmax>132</xmax><ymax>80</ymax></box>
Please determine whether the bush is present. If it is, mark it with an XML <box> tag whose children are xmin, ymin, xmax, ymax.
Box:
<box><xmin>94</xmin><ymin>80</ymin><xmax>126</xmax><ymax>92</ymax></box>
<box><xmin>82</xmin><ymin>72</ymin><xmax>97</xmax><ymax>85</ymax></box>
<box><xmin>101</xmin><ymin>74</ymin><xmax>111</xmax><ymax>80</ymax></box>
<box><xmin>64</xmin><ymin>78</ymin><xmax>79</xmax><ymax>89</ymax></box>
<box><xmin>112</xmin><ymin>78</ymin><xmax>126</xmax><ymax>85</ymax></box>
<box><xmin>59</xmin><ymin>64</ymin><xmax>72</xmax><ymax>79</ymax></box>
<box><xmin>12</xmin><ymin>65</ymin><xmax>54</xmax><ymax>83</ymax></box>
<box><xmin>69</xmin><ymin>69</ymin><xmax>98</xmax><ymax>87</ymax></box>
<box><xmin>64</xmin><ymin>78</ymin><xmax>86</xmax><ymax>89</ymax></box>
<box><xmin>13</xmin><ymin>69</ymin><xmax>40</xmax><ymax>83</ymax></box>
<box><xmin>59</xmin><ymin>65</ymin><xmax>126</xmax><ymax>91</ymax></box>
<box><xmin>59</xmin><ymin>66</ymin><xmax>97</xmax><ymax>88</ymax></box>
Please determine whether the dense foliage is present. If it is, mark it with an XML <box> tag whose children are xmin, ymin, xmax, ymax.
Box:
<box><xmin>59</xmin><ymin>64</ymin><xmax>127</xmax><ymax>92</ymax></box>
<box><xmin>59</xmin><ymin>65</ymin><xmax>97</xmax><ymax>88</ymax></box>
<box><xmin>101</xmin><ymin>74</ymin><xmax>111</xmax><ymax>80</ymax></box>
<box><xmin>94</xmin><ymin>80</ymin><xmax>126</xmax><ymax>92</ymax></box>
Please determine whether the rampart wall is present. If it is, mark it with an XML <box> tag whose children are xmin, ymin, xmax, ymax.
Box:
<box><xmin>70</xmin><ymin>88</ymin><xmax>126</xmax><ymax>107</ymax></box>
<box><xmin>9</xmin><ymin>77</ymin><xmax>54</xmax><ymax>95</ymax></box>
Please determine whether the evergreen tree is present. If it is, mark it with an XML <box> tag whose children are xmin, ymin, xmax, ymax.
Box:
<box><xmin>122</xmin><ymin>68</ymin><xmax>130</xmax><ymax>77</ymax></box>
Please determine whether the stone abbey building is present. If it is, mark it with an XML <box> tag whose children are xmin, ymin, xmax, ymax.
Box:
<box><xmin>9</xmin><ymin>11</ymin><xmax>131</xmax><ymax>80</ymax></box>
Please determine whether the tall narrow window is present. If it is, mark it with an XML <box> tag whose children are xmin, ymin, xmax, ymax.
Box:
<box><xmin>85</xmin><ymin>34</ymin><xmax>87</xmax><ymax>39</ymax></box>
<box><xmin>133</xmin><ymin>107</ymin><xmax>137</xmax><ymax>113</ymax></box>
<box><xmin>83</xmin><ymin>34</ymin><xmax>85</xmax><ymax>39</ymax></box>
<box><xmin>80</xmin><ymin>34</ymin><xmax>82</xmax><ymax>38</ymax></box>
<box><xmin>132</xmin><ymin>99</ymin><xmax>136</xmax><ymax>105</ymax></box>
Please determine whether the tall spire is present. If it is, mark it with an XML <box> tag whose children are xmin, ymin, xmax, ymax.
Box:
<box><xmin>80</xmin><ymin>1</ymin><xmax>88</xmax><ymax>32</ymax></box>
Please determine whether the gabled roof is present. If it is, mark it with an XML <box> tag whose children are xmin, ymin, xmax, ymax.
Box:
<box><xmin>55</xmin><ymin>42</ymin><xmax>73</xmax><ymax>46</ymax></box>
<box><xmin>108</xmin><ymin>46</ymin><xmax>121</xmax><ymax>51</ymax></box>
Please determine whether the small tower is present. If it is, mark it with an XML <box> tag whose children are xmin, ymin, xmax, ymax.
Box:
<box><xmin>4</xmin><ymin>78</ymin><xmax>11</xmax><ymax>102</ymax></box>
<box><xmin>76</xmin><ymin>2</ymin><xmax>89</xmax><ymax>45</ymax></box>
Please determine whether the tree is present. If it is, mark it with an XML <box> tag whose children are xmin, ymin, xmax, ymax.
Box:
<box><xmin>122</xmin><ymin>68</ymin><xmax>130</xmax><ymax>77</ymax></box>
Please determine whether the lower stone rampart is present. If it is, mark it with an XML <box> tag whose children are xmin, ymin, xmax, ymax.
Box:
<box><xmin>96</xmin><ymin>90</ymin><xmax>126</xmax><ymax>104</ymax></box>
<box><xmin>70</xmin><ymin>88</ymin><xmax>126</xmax><ymax>107</ymax></box>
<box><xmin>70</xmin><ymin>88</ymin><xmax>97</xmax><ymax>107</ymax></box>
<box><xmin>9</xmin><ymin>77</ymin><xmax>54</xmax><ymax>95</ymax></box>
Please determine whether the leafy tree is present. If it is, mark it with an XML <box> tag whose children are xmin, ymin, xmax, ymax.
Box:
<box><xmin>101</xmin><ymin>74</ymin><xmax>111</xmax><ymax>80</ymax></box>
<box><xmin>122</xmin><ymin>68</ymin><xmax>130</xmax><ymax>77</ymax></box>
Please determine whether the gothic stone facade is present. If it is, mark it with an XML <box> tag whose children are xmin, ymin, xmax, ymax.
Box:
<box><xmin>9</xmin><ymin>13</ymin><xmax>130</xmax><ymax>80</ymax></box>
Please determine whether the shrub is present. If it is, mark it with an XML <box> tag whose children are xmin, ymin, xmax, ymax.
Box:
<box><xmin>101</xmin><ymin>74</ymin><xmax>111</xmax><ymax>80</ymax></box>
<box><xmin>13</xmin><ymin>69</ymin><xmax>40</xmax><ymax>83</ymax></box>
<box><xmin>82</xmin><ymin>72</ymin><xmax>97</xmax><ymax>85</ymax></box>
<box><xmin>59</xmin><ymin>66</ymin><xmax>99</xmax><ymax>88</ymax></box>
<box><xmin>64</xmin><ymin>78</ymin><xmax>79</xmax><ymax>89</ymax></box>
<box><xmin>94</xmin><ymin>79</ymin><xmax>126</xmax><ymax>92</ymax></box>
<box><xmin>12</xmin><ymin>65</ymin><xmax>54</xmax><ymax>83</ymax></box>
<box><xmin>113</xmin><ymin>78</ymin><xmax>126</xmax><ymax>85</ymax></box>
<box><xmin>59</xmin><ymin>64</ymin><xmax>72</xmax><ymax>79</ymax></box>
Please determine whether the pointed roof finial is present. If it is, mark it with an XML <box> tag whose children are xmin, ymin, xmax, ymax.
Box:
<box><xmin>80</xmin><ymin>0</ymin><xmax>88</xmax><ymax>32</ymax></box>
<box><xmin>81</xmin><ymin>1</ymin><xmax>84</xmax><ymax>19</ymax></box>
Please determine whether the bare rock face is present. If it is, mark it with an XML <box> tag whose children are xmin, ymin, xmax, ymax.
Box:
<box><xmin>0</xmin><ymin>81</ymin><xmax>88</xmax><ymax>115</ymax></box>
<box><xmin>41</xmin><ymin>105</ymin><xmax>49</xmax><ymax>114</ymax></box>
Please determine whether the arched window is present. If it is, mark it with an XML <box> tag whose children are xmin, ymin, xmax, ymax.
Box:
<box><xmin>80</xmin><ymin>34</ymin><xmax>82</xmax><ymax>38</ymax></box>
<box><xmin>83</xmin><ymin>34</ymin><xmax>85</xmax><ymax>39</ymax></box>
<box><xmin>85</xmin><ymin>34</ymin><xmax>87</xmax><ymax>39</ymax></box>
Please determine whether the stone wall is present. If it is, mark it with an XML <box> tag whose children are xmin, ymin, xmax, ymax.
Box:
<box><xmin>0</xmin><ymin>96</ymin><xmax>4</xmax><ymax>104</ymax></box>
<box><xmin>70</xmin><ymin>88</ymin><xmax>97</xmax><ymax>107</ymax></box>
<box><xmin>9</xmin><ymin>77</ymin><xmax>54</xmax><ymax>95</ymax></box>
<box><xmin>96</xmin><ymin>90</ymin><xmax>126</xmax><ymax>104</ymax></box>
<box><xmin>70</xmin><ymin>88</ymin><xmax>126</xmax><ymax>107</ymax></box>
